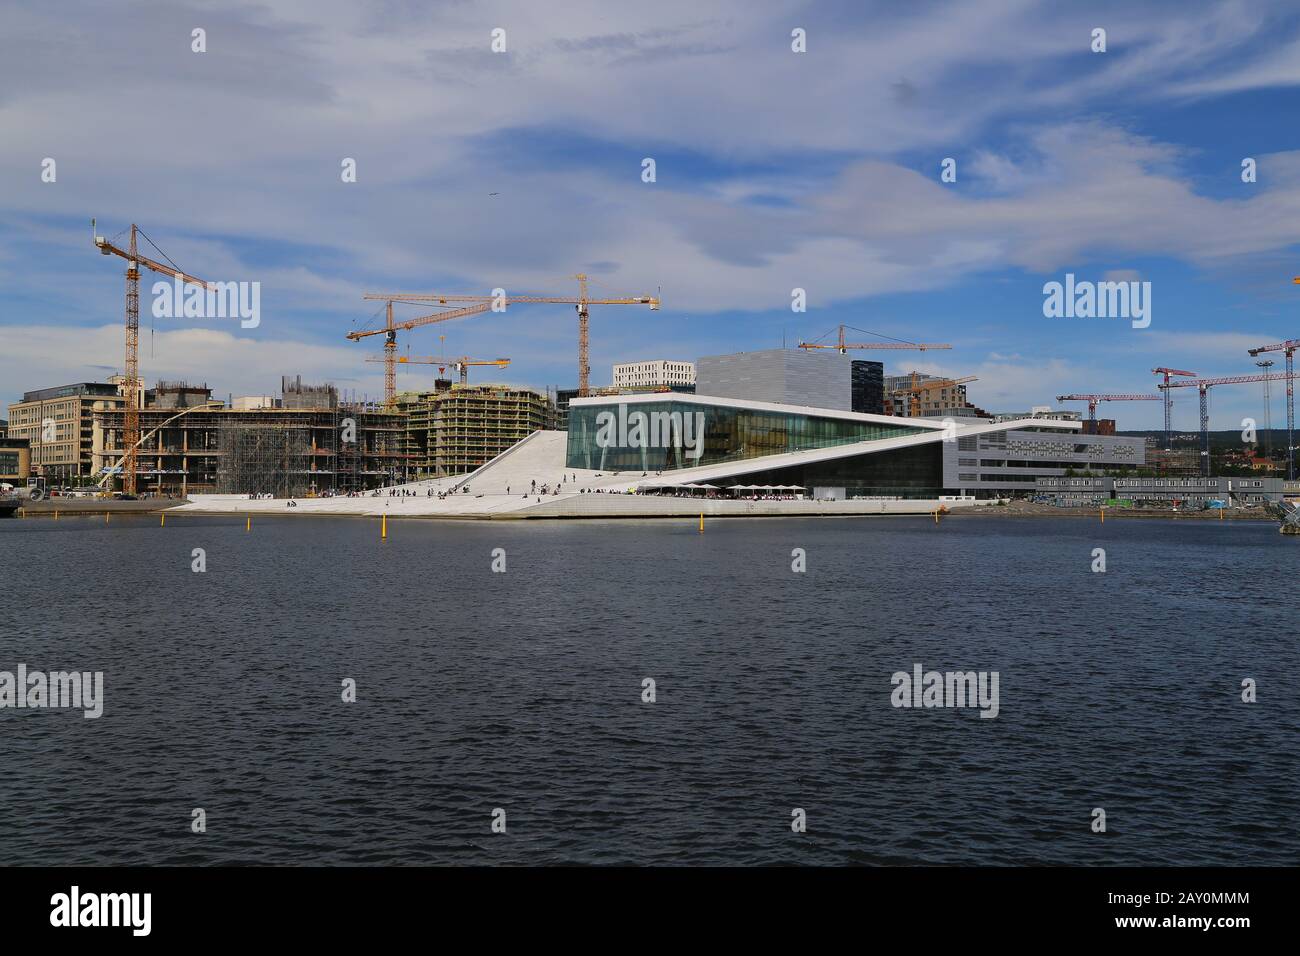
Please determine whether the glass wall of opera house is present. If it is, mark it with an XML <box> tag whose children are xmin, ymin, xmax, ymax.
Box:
<box><xmin>567</xmin><ymin>393</ymin><xmax>1019</xmax><ymax>500</ymax></box>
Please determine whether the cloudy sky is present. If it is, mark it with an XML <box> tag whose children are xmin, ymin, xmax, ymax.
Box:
<box><xmin>3</xmin><ymin>0</ymin><xmax>1300</xmax><ymax>428</ymax></box>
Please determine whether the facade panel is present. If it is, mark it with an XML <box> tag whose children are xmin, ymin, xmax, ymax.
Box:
<box><xmin>695</xmin><ymin>349</ymin><xmax>851</xmax><ymax>410</ymax></box>
<box><xmin>943</xmin><ymin>428</ymin><xmax>1147</xmax><ymax>497</ymax></box>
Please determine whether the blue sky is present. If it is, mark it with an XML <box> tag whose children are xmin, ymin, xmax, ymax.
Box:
<box><xmin>3</xmin><ymin>0</ymin><xmax>1300</xmax><ymax>429</ymax></box>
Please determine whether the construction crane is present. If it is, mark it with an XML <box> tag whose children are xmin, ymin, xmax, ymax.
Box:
<box><xmin>91</xmin><ymin>219</ymin><xmax>216</xmax><ymax>495</ymax></box>
<box><xmin>1255</xmin><ymin>360</ymin><xmax>1275</xmax><ymax>464</ymax></box>
<box><xmin>1055</xmin><ymin>393</ymin><xmax>1162</xmax><ymax>422</ymax></box>
<box><xmin>364</xmin><ymin>354</ymin><xmax>511</xmax><ymax>386</ymax></box>
<box><xmin>366</xmin><ymin>274</ymin><xmax>660</xmax><ymax>397</ymax></box>
<box><xmin>797</xmin><ymin>324</ymin><xmax>951</xmax><ymax>353</ymax></box>
<box><xmin>446</xmin><ymin>358</ymin><xmax>510</xmax><ymax>385</ymax></box>
<box><xmin>1160</xmin><ymin>372</ymin><xmax>1292</xmax><ymax>476</ymax></box>
<box><xmin>1247</xmin><ymin>333</ymin><xmax>1300</xmax><ymax>480</ymax></box>
<box><xmin>890</xmin><ymin>373</ymin><xmax>977</xmax><ymax>418</ymax></box>
<box><xmin>1150</xmin><ymin>368</ymin><xmax>1197</xmax><ymax>450</ymax></box>
<box><xmin>347</xmin><ymin>300</ymin><xmax>493</xmax><ymax>405</ymax></box>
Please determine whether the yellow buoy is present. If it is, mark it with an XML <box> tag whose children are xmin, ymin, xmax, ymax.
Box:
<box><xmin>105</xmin><ymin>511</ymin><xmax>109</xmax><ymax>523</ymax></box>
<box><xmin>246</xmin><ymin>515</ymin><xmax>251</xmax><ymax>532</ymax></box>
<box><xmin>54</xmin><ymin>510</ymin><xmax>58</xmax><ymax>520</ymax></box>
<box><xmin>160</xmin><ymin>512</ymin><xmax>165</xmax><ymax>527</ymax></box>
<box><xmin>382</xmin><ymin>514</ymin><xmax>388</xmax><ymax>540</ymax></box>
<box><xmin>1100</xmin><ymin>507</ymin><xmax>1105</xmax><ymax>523</ymax></box>
<box><xmin>698</xmin><ymin>513</ymin><xmax>704</xmax><ymax>533</ymax></box>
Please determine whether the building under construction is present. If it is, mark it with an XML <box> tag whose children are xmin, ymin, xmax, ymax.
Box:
<box><xmin>883</xmin><ymin>372</ymin><xmax>991</xmax><ymax>418</ymax></box>
<box><xmin>398</xmin><ymin>381</ymin><xmax>550</xmax><ymax>478</ymax></box>
<box><xmin>93</xmin><ymin>378</ymin><xmax>411</xmax><ymax>496</ymax></box>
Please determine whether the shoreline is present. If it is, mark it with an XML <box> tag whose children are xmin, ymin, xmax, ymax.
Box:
<box><xmin>948</xmin><ymin>502</ymin><xmax>1278</xmax><ymax>521</ymax></box>
<box><xmin>6</xmin><ymin>498</ymin><xmax>1280</xmax><ymax>524</ymax></box>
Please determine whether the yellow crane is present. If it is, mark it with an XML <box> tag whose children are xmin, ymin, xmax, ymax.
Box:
<box><xmin>798</xmin><ymin>324</ymin><xmax>951</xmax><ymax>353</ymax></box>
<box><xmin>365</xmin><ymin>354</ymin><xmax>511</xmax><ymax>386</ymax></box>
<box><xmin>365</xmin><ymin>274</ymin><xmax>659</xmax><ymax>396</ymax></box>
<box><xmin>890</xmin><ymin>372</ymin><xmax>978</xmax><ymax>417</ymax></box>
<box><xmin>91</xmin><ymin>219</ymin><xmax>217</xmax><ymax>494</ymax></box>
<box><xmin>347</xmin><ymin>300</ymin><xmax>494</xmax><ymax>404</ymax></box>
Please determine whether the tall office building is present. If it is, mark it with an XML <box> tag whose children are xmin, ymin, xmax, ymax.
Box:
<box><xmin>7</xmin><ymin>382</ymin><xmax>125</xmax><ymax>483</ymax></box>
<box><xmin>851</xmin><ymin>360</ymin><xmax>885</xmax><ymax>415</ymax></box>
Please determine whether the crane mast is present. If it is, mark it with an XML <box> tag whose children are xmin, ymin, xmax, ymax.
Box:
<box><xmin>93</xmin><ymin>220</ymin><xmax>214</xmax><ymax>495</ymax></box>
<box><xmin>1247</xmin><ymin>330</ymin><xmax>1300</xmax><ymax>480</ymax></box>
<box><xmin>1151</xmin><ymin>368</ymin><xmax>1196</xmax><ymax>450</ymax></box>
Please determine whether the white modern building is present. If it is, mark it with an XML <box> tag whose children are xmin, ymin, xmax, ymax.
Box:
<box><xmin>178</xmin><ymin>391</ymin><xmax>1148</xmax><ymax>517</ymax></box>
<box><xmin>942</xmin><ymin>424</ymin><xmax>1145</xmax><ymax>497</ymax></box>
<box><xmin>565</xmin><ymin>392</ymin><xmax>1134</xmax><ymax>500</ymax></box>
<box><xmin>612</xmin><ymin>360</ymin><xmax>695</xmax><ymax>389</ymax></box>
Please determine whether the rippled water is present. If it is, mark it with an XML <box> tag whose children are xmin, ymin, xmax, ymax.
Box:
<box><xmin>1</xmin><ymin>513</ymin><xmax>1296</xmax><ymax>865</ymax></box>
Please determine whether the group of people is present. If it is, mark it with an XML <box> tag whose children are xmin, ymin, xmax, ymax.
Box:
<box><xmin>504</xmin><ymin>478</ymin><xmax>559</xmax><ymax>502</ymax></box>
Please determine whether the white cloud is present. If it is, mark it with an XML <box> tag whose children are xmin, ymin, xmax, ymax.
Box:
<box><xmin>5</xmin><ymin>0</ymin><xmax>1300</xmax><ymax>426</ymax></box>
<box><xmin>0</xmin><ymin>324</ymin><xmax>385</xmax><ymax>407</ymax></box>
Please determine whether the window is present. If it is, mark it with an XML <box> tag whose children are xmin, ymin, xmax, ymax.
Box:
<box><xmin>566</xmin><ymin>401</ymin><xmax>926</xmax><ymax>471</ymax></box>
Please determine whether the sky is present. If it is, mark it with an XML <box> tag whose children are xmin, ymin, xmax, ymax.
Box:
<box><xmin>3</xmin><ymin>0</ymin><xmax>1300</xmax><ymax>430</ymax></box>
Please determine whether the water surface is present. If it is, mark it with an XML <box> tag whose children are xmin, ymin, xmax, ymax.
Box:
<box><xmin>1</xmin><ymin>514</ymin><xmax>1295</xmax><ymax>865</ymax></box>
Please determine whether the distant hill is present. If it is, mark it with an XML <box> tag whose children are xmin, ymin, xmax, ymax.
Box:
<box><xmin>1117</xmin><ymin>429</ymin><xmax>1289</xmax><ymax>449</ymax></box>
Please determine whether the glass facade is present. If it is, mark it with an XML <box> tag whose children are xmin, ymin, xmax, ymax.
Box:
<box><xmin>566</xmin><ymin>399</ymin><xmax>925</xmax><ymax>471</ymax></box>
<box><xmin>738</xmin><ymin>444</ymin><xmax>945</xmax><ymax>498</ymax></box>
<box><xmin>851</xmin><ymin>360</ymin><xmax>884</xmax><ymax>415</ymax></box>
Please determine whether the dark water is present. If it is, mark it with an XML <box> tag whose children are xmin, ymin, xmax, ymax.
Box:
<box><xmin>1</xmin><ymin>513</ymin><xmax>1296</xmax><ymax>866</ymax></box>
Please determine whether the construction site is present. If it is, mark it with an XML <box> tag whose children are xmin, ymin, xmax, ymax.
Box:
<box><xmin>88</xmin><ymin>377</ymin><xmax>409</xmax><ymax>497</ymax></box>
<box><xmin>397</xmin><ymin>381</ymin><xmax>551</xmax><ymax>479</ymax></box>
<box><xmin>4</xmin><ymin>219</ymin><xmax>1300</xmax><ymax>526</ymax></box>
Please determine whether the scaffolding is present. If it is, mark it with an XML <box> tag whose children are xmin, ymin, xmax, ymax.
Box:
<box><xmin>216</xmin><ymin>405</ymin><xmax>409</xmax><ymax>495</ymax></box>
<box><xmin>217</xmin><ymin>420</ymin><xmax>316</xmax><ymax>497</ymax></box>
<box><xmin>94</xmin><ymin>404</ymin><xmax>412</xmax><ymax>496</ymax></box>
